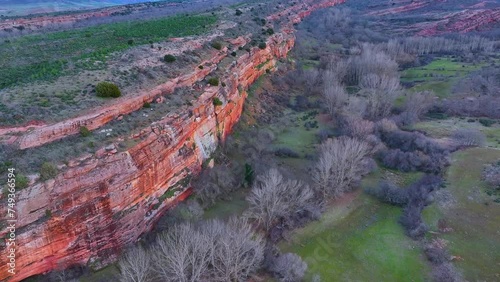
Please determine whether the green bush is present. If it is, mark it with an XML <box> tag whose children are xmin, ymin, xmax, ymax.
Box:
<box><xmin>258</xmin><ymin>42</ymin><xmax>267</xmax><ymax>49</ymax></box>
<box><xmin>40</xmin><ymin>162</ymin><xmax>58</xmax><ymax>181</ymax></box>
<box><xmin>79</xmin><ymin>126</ymin><xmax>91</xmax><ymax>137</ymax></box>
<box><xmin>244</xmin><ymin>163</ymin><xmax>254</xmax><ymax>186</ymax></box>
<box><xmin>479</xmin><ymin>118</ymin><xmax>495</xmax><ymax>127</ymax></box>
<box><xmin>211</xmin><ymin>41</ymin><xmax>223</xmax><ymax>50</ymax></box>
<box><xmin>235</xmin><ymin>9</ymin><xmax>243</xmax><ymax>16</ymax></box>
<box><xmin>164</xmin><ymin>54</ymin><xmax>176</xmax><ymax>63</ymax></box>
<box><xmin>127</xmin><ymin>39</ymin><xmax>134</xmax><ymax>45</ymax></box>
<box><xmin>208</xmin><ymin>77</ymin><xmax>219</xmax><ymax>86</ymax></box>
<box><xmin>16</xmin><ymin>174</ymin><xmax>29</xmax><ymax>190</ymax></box>
<box><xmin>143</xmin><ymin>102</ymin><xmax>151</xmax><ymax>108</ymax></box>
<box><xmin>96</xmin><ymin>82</ymin><xmax>121</xmax><ymax>98</ymax></box>
<box><xmin>266</xmin><ymin>28</ymin><xmax>274</xmax><ymax>35</ymax></box>
<box><xmin>199</xmin><ymin>65</ymin><xmax>204</xmax><ymax>69</ymax></box>
<box><xmin>213</xmin><ymin>97</ymin><xmax>223</xmax><ymax>106</ymax></box>
<box><xmin>45</xmin><ymin>209</ymin><xmax>52</xmax><ymax>218</ymax></box>
<box><xmin>231</xmin><ymin>51</ymin><xmax>237</xmax><ymax>57</ymax></box>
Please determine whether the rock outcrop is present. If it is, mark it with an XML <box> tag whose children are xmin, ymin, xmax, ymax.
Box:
<box><xmin>0</xmin><ymin>0</ymin><xmax>345</xmax><ymax>280</ymax></box>
<box><xmin>416</xmin><ymin>8</ymin><xmax>500</xmax><ymax>36</ymax></box>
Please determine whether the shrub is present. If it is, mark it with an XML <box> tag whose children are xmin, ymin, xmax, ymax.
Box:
<box><xmin>452</xmin><ymin>128</ymin><xmax>485</xmax><ymax>147</ymax></box>
<box><xmin>432</xmin><ymin>263</ymin><xmax>462</xmax><ymax>282</ymax></box>
<box><xmin>378</xmin><ymin>149</ymin><xmax>446</xmax><ymax>173</ymax></box>
<box><xmin>258</xmin><ymin>42</ymin><xmax>267</xmax><ymax>49</ymax></box>
<box><xmin>244</xmin><ymin>163</ymin><xmax>254</xmax><ymax>186</ymax></box>
<box><xmin>40</xmin><ymin>162</ymin><xmax>58</xmax><ymax>181</ymax></box>
<box><xmin>400</xmin><ymin>175</ymin><xmax>442</xmax><ymax>239</ymax></box>
<box><xmin>379</xmin><ymin>129</ymin><xmax>446</xmax><ymax>155</ymax></box>
<box><xmin>198</xmin><ymin>65</ymin><xmax>204</xmax><ymax>69</ymax></box>
<box><xmin>400</xmin><ymin>204</ymin><xmax>428</xmax><ymax>239</ymax></box>
<box><xmin>79</xmin><ymin>126</ymin><xmax>91</xmax><ymax>137</ymax></box>
<box><xmin>16</xmin><ymin>174</ymin><xmax>29</xmax><ymax>190</ymax></box>
<box><xmin>192</xmin><ymin>164</ymin><xmax>243</xmax><ymax>208</ymax></box>
<box><xmin>274</xmin><ymin>147</ymin><xmax>300</xmax><ymax>158</ymax></box>
<box><xmin>211</xmin><ymin>41</ymin><xmax>223</xmax><ymax>50</ymax></box>
<box><xmin>213</xmin><ymin>97</ymin><xmax>223</xmax><ymax>106</ymax></box>
<box><xmin>424</xmin><ymin>241</ymin><xmax>449</xmax><ymax>265</ymax></box>
<box><xmin>207</xmin><ymin>77</ymin><xmax>219</xmax><ymax>86</ymax></box>
<box><xmin>482</xmin><ymin>161</ymin><xmax>500</xmax><ymax>190</ymax></box>
<box><xmin>266</xmin><ymin>28</ymin><xmax>274</xmax><ymax>35</ymax></box>
<box><xmin>269</xmin><ymin>253</ymin><xmax>307</xmax><ymax>282</ymax></box>
<box><xmin>95</xmin><ymin>82</ymin><xmax>121</xmax><ymax>98</ymax></box>
<box><xmin>235</xmin><ymin>9</ymin><xmax>243</xmax><ymax>16</ymax></box>
<box><xmin>127</xmin><ymin>39</ymin><xmax>134</xmax><ymax>45</ymax></box>
<box><xmin>231</xmin><ymin>51</ymin><xmax>237</xmax><ymax>57</ymax></box>
<box><xmin>143</xmin><ymin>102</ymin><xmax>151</xmax><ymax>108</ymax></box>
<box><xmin>367</xmin><ymin>181</ymin><xmax>408</xmax><ymax>206</ymax></box>
<box><xmin>164</xmin><ymin>54</ymin><xmax>176</xmax><ymax>63</ymax></box>
<box><xmin>479</xmin><ymin>118</ymin><xmax>495</xmax><ymax>127</ymax></box>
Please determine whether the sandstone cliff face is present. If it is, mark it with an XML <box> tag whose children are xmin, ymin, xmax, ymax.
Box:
<box><xmin>0</xmin><ymin>0</ymin><xmax>344</xmax><ymax>280</ymax></box>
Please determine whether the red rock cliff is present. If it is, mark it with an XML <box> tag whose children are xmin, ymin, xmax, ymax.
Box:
<box><xmin>0</xmin><ymin>0</ymin><xmax>345</xmax><ymax>281</ymax></box>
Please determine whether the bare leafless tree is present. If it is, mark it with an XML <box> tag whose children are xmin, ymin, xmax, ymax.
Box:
<box><xmin>360</xmin><ymin>73</ymin><xmax>401</xmax><ymax>120</ymax></box>
<box><xmin>404</xmin><ymin>91</ymin><xmax>435</xmax><ymax>118</ymax></box>
<box><xmin>151</xmin><ymin>219</ymin><xmax>263</xmax><ymax>282</ymax></box>
<box><xmin>204</xmin><ymin>218</ymin><xmax>264</xmax><ymax>281</ymax></box>
<box><xmin>312</xmin><ymin>137</ymin><xmax>371</xmax><ymax>198</ymax></box>
<box><xmin>246</xmin><ymin>168</ymin><xmax>314</xmax><ymax>231</ymax></box>
<box><xmin>346</xmin><ymin>45</ymin><xmax>399</xmax><ymax>85</ymax></box>
<box><xmin>323</xmin><ymin>80</ymin><xmax>348</xmax><ymax>116</ymax></box>
<box><xmin>119</xmin><ymin>246</ymin><xmax>153</xmax><ymax>282</ymax></box>
<box><xmin>152</xmin><ymin>223</ymin><xmax>211</xmax><ymax>282</ymax></box>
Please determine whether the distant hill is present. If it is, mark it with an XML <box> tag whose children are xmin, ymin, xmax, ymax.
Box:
<box><xmin>0</xmin><ymin>0</ymin><xmax>165</xmax><ymax>17</ymax></box>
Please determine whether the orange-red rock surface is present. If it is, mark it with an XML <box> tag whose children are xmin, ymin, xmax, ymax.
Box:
<box><xmin>0</xmin><ymin>6</ymin><xmax>128</xmax><ymax>30</ymax></box>
<box><xmin>366</xmin><ymin>0</ymin><xmax>430</xmax><ymax>16</ymax></box>
<box><xmin>416</xmin><ymin>8</ymin><xmax>500</xmax><ymax>36</ymax></box>
<box><xmin>0</xmin><ymin>2</ymin><xmax>178</xmax><ymax>32</ymax></box>
<box><xmin>0</xmin><ymin>0</ymin><xmax>345</xmax><ymax>280</ymax></box>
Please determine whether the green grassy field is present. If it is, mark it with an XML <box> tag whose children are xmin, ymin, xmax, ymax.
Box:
<box><xmin>413</xmin><ymin>117</ymin><xmax>500</xmax><ymax>148</ymax></box>
<box><xmin>203</xmin><ymin>188</ymin><xmax>249</xmax><ymax>220</ymax></box>
<box><xmin>0</xmin><ymin>14</ymin><xmax>216</xmax><ymax>89</ymax></box>
<box><xmin>270</xmin><ymin>109</ymin><xmax>325</xmax><ymax>157</ymax></box>
<box><xmin>279</xmin><ymin>192</ymin><xmax>430</xmax><ymax>281</ymax></box>
<box><xmin>279</xmin><ymin>166</ymin><xmax>431</xmax><ymax>281</ymax></box>
<box><xmin>423</xmin><ymin>148</ymin><xmax>500</xmax><ymax>281</ymax></box>
<box><xmin>402</xmin><ymin>58</ymin><xmax>482</xmax><ymax>80</ymax></box>
<box><xmin>401</xmin><ymin>57</ymin><xmax>485</xmax><ymax>98</ymax></box>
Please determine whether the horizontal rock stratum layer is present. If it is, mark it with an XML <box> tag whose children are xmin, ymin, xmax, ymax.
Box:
<box><xmin>0</xmin><ymin>0</ymin><xmax>345</xmax><ymax>281</ymax></box>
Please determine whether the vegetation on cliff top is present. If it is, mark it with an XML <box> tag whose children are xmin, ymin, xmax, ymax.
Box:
<box><xmin>95</xmin><ymin>82</ymin><xmax>121</xmax><ymax>98</ymax></box>
<box><xmin>0</xmin><ymin>14</ymin><xmax>217</xmax><ymax>89</ymax></box>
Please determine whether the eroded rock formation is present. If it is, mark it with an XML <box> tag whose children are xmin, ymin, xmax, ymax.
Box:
<box><xmin>0</xmin><ymin>0</ymin><xmax>345</xmax><ymax>281</ymax></box>
<box><xmin>416</xmin><ymin>8</ymin><xmax>500</xmax><ymax>36</ymax></box>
